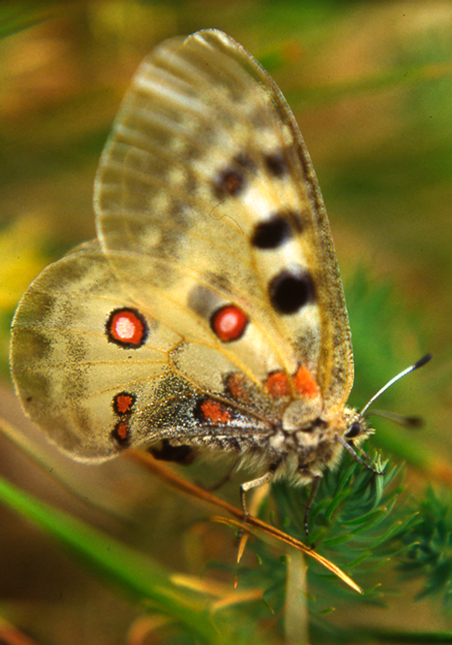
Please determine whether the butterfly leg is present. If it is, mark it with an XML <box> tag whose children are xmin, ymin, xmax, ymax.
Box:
<box><xmin>240</xmin><ymin>462</ymin><xmax>281</xmax><ymax>518</ymax></box>
<box><xmin>336</xmin><ymin>435</ymin><xmax>385</xmax><ymax>475</ymax></box>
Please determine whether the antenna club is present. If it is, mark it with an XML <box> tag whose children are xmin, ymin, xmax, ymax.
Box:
<box><xmin>413</xmin><ymin>353</ymin><xmax>432</xmax><ymax>370</ymax></box>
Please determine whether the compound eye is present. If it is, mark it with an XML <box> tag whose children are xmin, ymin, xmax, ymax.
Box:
<box><xmin>345</xmin><ymin>421</ymin><xmax>361</xmax><ymax>439</ymax></box>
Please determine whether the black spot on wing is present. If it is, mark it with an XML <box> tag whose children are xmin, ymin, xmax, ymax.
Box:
<box><xmin>269</xmin><ymin>268</ymin><xmax>314</xmax><ymax>314</ymax></box>
<box><xmin>252</xmin><ymin>213</ymin><xmax>292</xmax><ymax>249</ymax></box>
<box><xmin>264</xmin><ymin>151</ymin><xmax>288</xmax><ymax>177</ymax></box>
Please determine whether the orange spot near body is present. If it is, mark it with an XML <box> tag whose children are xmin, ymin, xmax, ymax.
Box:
<box><xmin>265</xmin><ymin>371</ymin><xmax>291</xmax><ymax>398</ymax></box>
<box><xmin>200</xmin><ymin>399</ymin><xmax>233</xmax><ymax>424</ymax></box>
<box><xmin>211</xmin><ymin>305</ymin><xmax>248</xmax><ymax>342</ymax></box>
<box><xmin>293</xmin><ymin>365</ymin><xmax>319</xmax><ymax>398</ymax></box>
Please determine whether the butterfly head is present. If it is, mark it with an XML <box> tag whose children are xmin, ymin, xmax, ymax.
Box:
<box><xmin>342</xmin><ymin>409</ymin><xmax>373</xmax><ymax>445</ymax></box>
<box><xmin>273</xmin><ymin>407</ymin><xmax>374</xmax><ymax>486</ymax></box>
<box><xmin>327</xmin><ymin>355</ymin><xmax>433</xmax><ymax>477</ymax></box>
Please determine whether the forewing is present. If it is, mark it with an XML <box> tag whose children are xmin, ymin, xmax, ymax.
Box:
<box><xmin>95</xmin><ymin>29</ymin><xmax>353</xmax><ymax>412</ymax></box>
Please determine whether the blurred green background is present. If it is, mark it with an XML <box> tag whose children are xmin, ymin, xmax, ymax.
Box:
<box><xmin>0</xmin><ymin>1</ymin><xmax>451</xmax><ymax>643</ymax></box>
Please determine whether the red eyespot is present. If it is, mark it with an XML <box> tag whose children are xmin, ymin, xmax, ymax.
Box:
<box><xmin>106</xmin><ymin>308</ymin><xmax>148</xmax><ymax>348</ymax></box>
<box><xmin>211</xmin><ymin>305</ymin><xmax>248</xmax><ymax>342</ymax></box>
<box><xmin>195</xmin><ymin>398</ymin><xmax>233</xmax><ymax>425</ymax></box>
<box><xmin>112</xmin><ymin>421</ymin><xmax>130</xmax><ymax>446</ymax></box>
<box><xmin>113</xmin><ymin>392</ymin><xmax>136</xmax><ymax>415</ymax></box>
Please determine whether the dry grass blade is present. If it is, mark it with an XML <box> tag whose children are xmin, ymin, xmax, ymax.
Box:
<box><xmin>128</xmin><ymin>450</ymin><xmax>362</xmax><ymax>594</ymax></box>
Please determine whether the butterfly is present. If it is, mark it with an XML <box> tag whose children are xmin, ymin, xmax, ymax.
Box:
<box><xmin>10</xmin><ymin>30</ymin><xmax>428</xmax><ymax>517</ymax></box>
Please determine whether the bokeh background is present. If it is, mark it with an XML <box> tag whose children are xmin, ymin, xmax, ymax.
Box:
<box><xmin>0</xmin><ymin>1</ymin><xmax>451</xmax><ymax>643</ymax></box>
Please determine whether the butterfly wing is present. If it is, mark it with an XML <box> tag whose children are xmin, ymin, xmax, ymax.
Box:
<box><xmin>10</xmin><ymin>243</ymin><xmax>274</xmax><ymax>460</ymax></box>
<box><xmin>11</xmin><ymin>30</ymin><xmax>354</xmax><ymax>463</ymax></box>
<box><xmin>95</xmin><ymin>29</ymin><xmax>353</xmax><ymax>416</ymax></box>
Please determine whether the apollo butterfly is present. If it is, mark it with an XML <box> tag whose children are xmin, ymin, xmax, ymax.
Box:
<box><xmin>10</xmin><ymin>30</ymin><xmax>429</xmax><ymax>519</ymax></box>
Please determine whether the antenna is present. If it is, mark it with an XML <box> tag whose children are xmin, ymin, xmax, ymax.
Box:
<box><xmin>365</xmin><ymin>409</ymin><xmax>424</xmax><ymax>428</ymax></box>
<box><xmin>359</xmin><ymin>353</ymin><xmax>432</xmax><ymax>418</ymax></box>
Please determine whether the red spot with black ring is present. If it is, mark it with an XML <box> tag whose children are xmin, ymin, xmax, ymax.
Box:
<box><xmin>211</xmin><ymin>305</ymin><xmax>248</xmax><ymax>342</ymax></box>
<box><xmin>106</xmin><ymin>308</ymin><xmax>148</xmax><ymax>348</ymax></box>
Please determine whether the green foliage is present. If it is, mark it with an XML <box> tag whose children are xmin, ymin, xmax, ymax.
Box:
<box><xmin>399</xmin><ymin>488</ymin><xmax>452</xmax><ymax>608</ymax></box>
<box><xmin>240</xmin><ymin>452</ymin><xmax>410</xmax><ymax>610</ymax></box>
